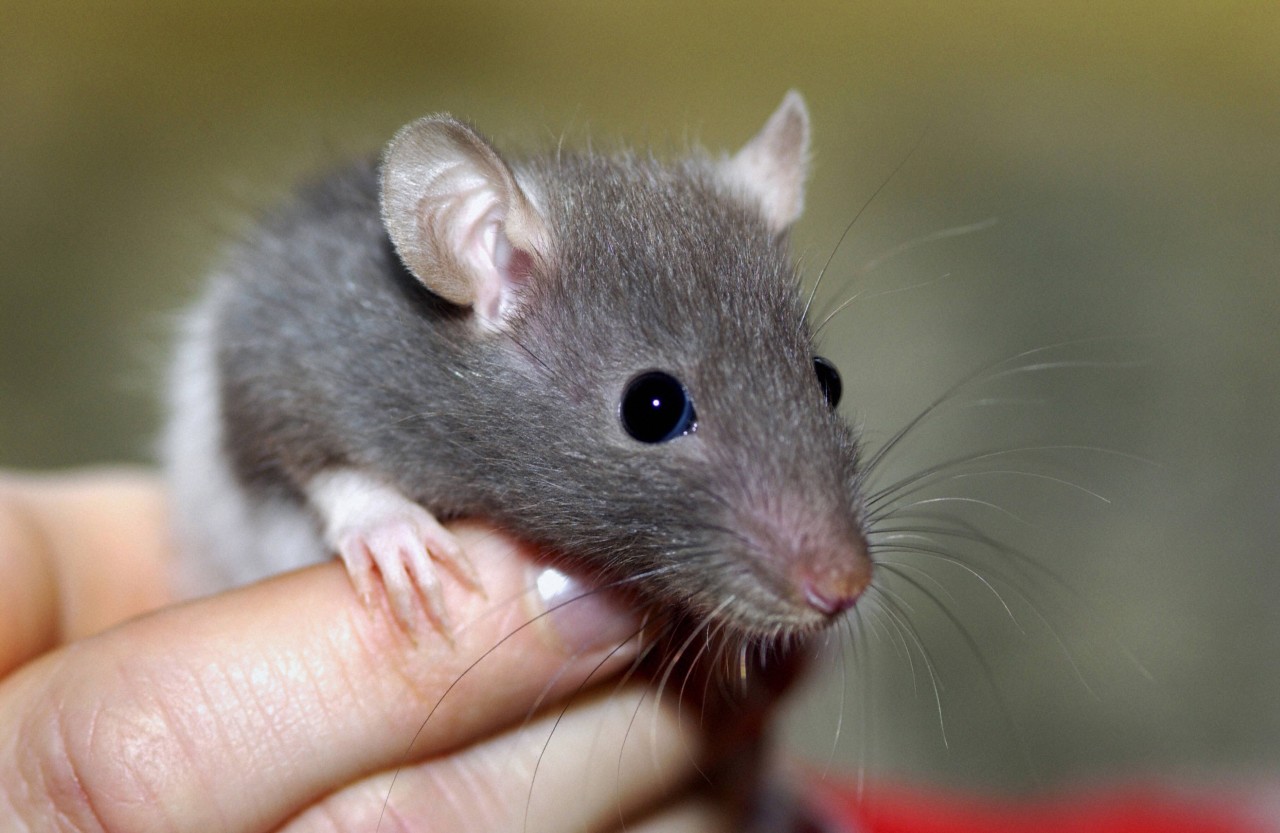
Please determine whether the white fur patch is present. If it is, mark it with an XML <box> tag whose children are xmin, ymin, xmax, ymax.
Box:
<box><xmin>163</xmin><ymin>284</ymin><xmax>323</xmax><ymax>596</ymax></box>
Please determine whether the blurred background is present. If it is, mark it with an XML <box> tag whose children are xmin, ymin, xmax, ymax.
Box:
<box><xmin>3</xmin><ymin>0</ymin><xmax>1277</xmax><ymax>796</ymax></box>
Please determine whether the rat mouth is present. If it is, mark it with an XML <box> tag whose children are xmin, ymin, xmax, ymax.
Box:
<box><xmin>670</xmin><ymin>554</ymin><xmax>874</xmax><ymax>642</ymax></box>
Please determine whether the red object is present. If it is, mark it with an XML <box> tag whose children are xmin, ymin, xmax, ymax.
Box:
<box><xmin>807</xmin><ymin>780</ymin><xmax>1275</xmax><ymax>833</ymax></box>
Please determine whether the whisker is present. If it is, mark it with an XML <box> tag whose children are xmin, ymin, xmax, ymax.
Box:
<box><xmin>822</xmin><ymin>617</ymin><xmax>851</xmax><ymax>778</ymax></box>
<box><xmin>799</xmin><ymin>125</ymin><xmax>932</xmax><ymax>333</ymax></box>
<box><xmin>377</xmin><ymin>568</ymin><xmax>665</xmax><ymax>831</ymax></box>
<box><xmin>674</xmin><ymin>637</ymin><xmax>717</xmax><ymax>782</ymax></box>
<box><xmin>601</xmin><ymin>622</ymin><xmax>675</xmax><ymax>831</ymax></box>
<box><xmin>856</xmin><ymin>217</ymin><xmax>1000</xmax><ymax>276</ymax></box>
<box><xmin>866</xmin><ymin>443</ymin><xmax>1159</xmax><ymax>510</ymax></box>
<box><xmin>852</xmin><ymin>604</ymin><xmax>876</xmax><ymax>798</ymax></box>
<box><xmin>870</xmin><ymin>591</ymin><xmax>917</xmax><ymax>695</ymax></box>
<box><xmin>615</xmin><ymin>678</ymin><xmax>658</xmax><ymax>831</ymax></box>
<box><xmin>874</xmin><ymin>495</ymin><xmax>1034</xmax><ymax>527</ymax></box>
<box><xmin>884</xmin><ymin>568</ymin><xmax>1039</xmax><ymax>783</ymax></box>
<box><xmin>862</xmin><ymin>335</ymin><xmax>1157</xmax><ymax>476</ymax></box>
<box><xmin>630</xmin><ymin>599</ymin><xmax>734</xmax><ymax>792</ymax></box>
<box><xmin>814</xmin><ymin>271</ymin><xmax>951</xmax><ymax>338</ymax></box>
<box><xmin>523</xmin><ymin>619</ymin><xmax>652</xmax><ymax>833</ymax></box>
<box><xmin>887</xmin><ymin>544</ymin><xmax>1102</xmax><ymax>698</ymax></box>
<box><xmin>866</xmin><ymin>584</ymin><xmax>949</xmax><ymax>747</ymax></box>
<box><xmin>890</xmin><ymin>514</ymin><xmax>1156</xmax><ymax>686</ymax></box>
<box><xmin>872</xmin><ymin>557</ymin><xmax>963</xmax><ymax>613</ymax></box>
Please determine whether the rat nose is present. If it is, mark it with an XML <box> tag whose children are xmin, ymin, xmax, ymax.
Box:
<box><xmin>803</xmin><ymin>582</ymin><xmax>859</xmax><ymax>616</ymax></box>
<box><xmin>793</xmin><ymin>537</ymin><xmax>872</xmax><ymax>619</ymax></box>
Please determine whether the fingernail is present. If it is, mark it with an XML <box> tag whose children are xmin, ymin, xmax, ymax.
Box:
<box><xmin>531</xmin><ymin>566</ymin><xmax>640</xmax><ymax>655</ymax></box>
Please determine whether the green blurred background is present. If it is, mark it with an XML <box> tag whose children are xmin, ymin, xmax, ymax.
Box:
<box><xmin>3</xmin><ymin>1</ymin><xmax>1277</xmax><ymax>794</ymax></box>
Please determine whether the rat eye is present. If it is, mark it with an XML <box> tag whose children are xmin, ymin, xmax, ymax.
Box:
<box><xmin>814</xmin><ymin>356</ymin><xmax>842</xmax><ymax>409</ymax></box>
<box><xmin>621</xmin><ymin>371</ymin><xmax>697</xmax><ymax>443</ymax></box>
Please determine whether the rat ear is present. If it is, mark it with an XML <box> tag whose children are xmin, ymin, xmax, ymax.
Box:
<box><xmin>380</xmin><ymin>115</ymin><xmax>547</xmax><ymax>326</ymax></box>
<box><xmin>721</xmin><ymin>90</ymin><xmax>811</xmax><ymax>232</ymax></box>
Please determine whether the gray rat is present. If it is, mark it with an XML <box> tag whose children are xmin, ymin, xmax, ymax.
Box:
<box><xmin>165</xmin><ymin>91</ymin><xmax>872</xmax><ymax>640</ymax></box>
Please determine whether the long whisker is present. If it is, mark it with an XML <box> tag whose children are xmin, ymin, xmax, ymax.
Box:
<box><xmin>875</xmin><ymin>495</ymin><xmax>1035</xmax><ymax>527</ymax></box>
<box><xmin>822</xmin><ymin>616</ymin><xmax>851</xmax><ymax>778</ymax></box>
<box><xmin>620</xmin><ymin>599</ymin><xmax>734</xmax><ymax>799</ymax></box>
<box><xmin>854</xmin><ymin>606</ymin><xmax>875</xmax><ymax>798</ymax></box>
<box><xmin>883</xmin><ymin>546</ymin><xmax>1101</xmax><ymax>696</ymax></box>
<box><xmin>858</xmin><ymin>217</ymin><xmax>1000</xmax><ymax>275</ymax></box>
<box><xmin>885</xmin><ymin>568</ymin><xmax>1040</xmax><ymax>783</ymax></box>
<box><xmin>799</xmin><ymin>126</ymin><xmax>932</xmax><ymax>333</ymax></box>
<box><xmin>814</xmin><ymin>271</ymin><xmax>951</xmax><ymax>338</ymax></box>
<box><xmin>872</xmin><ymin>556</ymin><xmax>962</xmax><ymax>611</ymax></box>
<box><xmin>866</xmin><ymin>444</ymin><xmax>1160</xmax><ymax>511</ymax></box>
<box><xmin>601</xmin><ymin>621</ymin><xmax>674</xmax><ymax>831</ymax></box>
<box><xmin>875</xmin><ymin>555</ymin><xmax>1019</xmax><ymax>633</ymax></box>
<box><xmin>523</xmin><ymin>619</ymin><xmax>653</xmax><ymax>833</ymax></box>
<box><xmin>867</xmin><ymin>584</ymin><xmax>949</xmax><ymax>747</ymax></box>
<box><xmin>376</xmin><ymin>568</ymin><xmax>665</xmax><ymax>831</ymax></box>
<box><xmin>885</xmin><ymin>511</ymin><xmax>1157</xmax><ymax>686</ymax></box>
<box><xmin>814</xmin><ymin>219</ymin><xmax>1000</xmax><ymax>342</ymax></box>
<box><xmin>862</xmin><ymin>336</ymin><xmax>1155</xmax><ymax>476</ymax></box>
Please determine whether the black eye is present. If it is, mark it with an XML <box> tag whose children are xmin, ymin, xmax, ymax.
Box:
<box><xmin>814</xmin><ymin>356</ymin><xmax>842</xmax><ymax>409</ymax></box>
<box><xmin>620</xmin><ymin>371</ymin><xmax>697</xmax><ymax>443</ymax></box>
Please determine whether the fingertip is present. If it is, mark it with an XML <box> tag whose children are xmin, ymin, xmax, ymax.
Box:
<box><xmin>0</xmin><ymin>487</ymin><xmax>59</xmax><ymax>675</ymax></box>
<box><xmin>0</xmin><ymin>467</ymin><xmax>171</xmax><ymax>672</ymax></box>
<box><xmin>529</xmin><ymin>563</ymin><xmax>644</xmax><ymax>656</ymax></box>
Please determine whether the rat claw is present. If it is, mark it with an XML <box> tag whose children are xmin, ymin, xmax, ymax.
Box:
<box><xmin>450</xmin><ymin>549</ymin><xmax>485</xmax><ymax>597</ymax></box>
<box><xmin>373</xmin><ymin>543</ymin><xmax>420</xmax><ymax>632</ymax></box>
<box><xmin>415</xmin><ymin>519</ymin><xmax>483</xmax><ymax>596</ymax></box>
<box><xmin>413</xmin><ymin>564</ymin><xmax>452</xmax><ymax>638</ymax></box>
<box><xmin>336</xmin><ymin>535</ymin><xmax>378</xmax><ymax>610</ymax></box>
<box><xmin>399</xmin><ymin>535</ymin><xmax>453</xmax><ymax>635</ymax></box>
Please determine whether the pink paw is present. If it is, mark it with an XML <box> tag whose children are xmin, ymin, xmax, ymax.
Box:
<box><xmin>308</xmin><ymin>470</ymin><xmax>481</xmax><ymax>633</ymax></box>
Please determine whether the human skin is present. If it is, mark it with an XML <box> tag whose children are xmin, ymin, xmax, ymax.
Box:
<box><xmin>0</xmin><ymin>469</ymin><xmax>735</xmax><ymax>832</ymax></box>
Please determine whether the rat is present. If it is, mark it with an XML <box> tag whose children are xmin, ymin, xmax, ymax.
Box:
<box><xmin>164</xmin><ymin>91</ymin><xmax>873</xmax><ymax>641</ymax></box>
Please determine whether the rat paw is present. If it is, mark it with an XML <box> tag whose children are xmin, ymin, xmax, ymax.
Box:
<box><xmin>307</xmin><ymin>469</ymin><xmax>480</xmax><ymax>634</ymax></box>
<box><xmin>334</xmin><ymin>507</ymin><xmax>464</xmax><ymax>632</ymax></box>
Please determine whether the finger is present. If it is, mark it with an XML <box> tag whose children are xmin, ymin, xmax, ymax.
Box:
<box><xmin>0</xmin><ymin>468</ymin><xmax>170</xmax><ymax>674</ymax></box>
<box><xmin>0</xmin><ymin>523</ymin><xmax>641</xmax><ymax>832</ymax></box>
<box><xmin>622</xmin><ymin>799</ymin><xmax>733</xmax><ymax>833</ymax></box>
<box><xmin>280</xmin><ymin>684</ymin><xmax>717</xmax><ymax>833</ymax></box>
<box><xmin>0</xmin><ymin>479</ymin><xmax>58</xmax><ymax>675</ymax></box>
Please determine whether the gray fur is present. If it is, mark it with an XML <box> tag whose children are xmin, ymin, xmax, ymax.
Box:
<box><xmin>167</xmin><ymin>118</ymin><xmax>870</xmax><ymax>638</ymax></box>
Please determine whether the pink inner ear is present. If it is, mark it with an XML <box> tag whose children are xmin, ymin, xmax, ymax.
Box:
<box><xmin>462</xmin><ymin>205</ymin><xmax>531</xmax><ymax>325</ymax></box>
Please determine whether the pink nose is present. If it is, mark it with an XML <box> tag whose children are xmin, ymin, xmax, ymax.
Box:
<box><xmin>803</xmin><ymin>581</ymin><xmax>860</xmax><ymax>616</ymax></box>
<box><xmin>794</xmin><ymin>538</ymin><xmax>872</xmax><ymax>618</ymax></box>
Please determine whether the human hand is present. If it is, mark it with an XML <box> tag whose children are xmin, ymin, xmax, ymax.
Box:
<box><xmin>0</xmin><ymin>469</ymin><xmax>740</xmax><ymax>832</ymax></box>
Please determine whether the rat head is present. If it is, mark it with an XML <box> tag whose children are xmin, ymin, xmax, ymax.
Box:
<box><xmin>380</xmin><ymin>93</ymin><xmax>871</xmax><ymax>639</ymax></box>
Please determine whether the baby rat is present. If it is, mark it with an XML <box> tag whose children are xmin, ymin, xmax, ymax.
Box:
<box><xmin>165</xmin><ymin>91</ymin><xmax>872</xmax><ymax>640</ymax></box>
